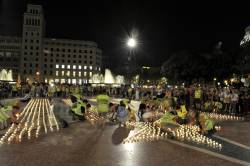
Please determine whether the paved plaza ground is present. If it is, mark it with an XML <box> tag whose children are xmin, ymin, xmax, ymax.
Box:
<box><xmin>0</xmin><ymin>120</ymin><xmax>249</xmax><ymax>166</ymax></box>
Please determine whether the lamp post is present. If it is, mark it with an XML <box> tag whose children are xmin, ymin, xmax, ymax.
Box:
<box><xmin>126</xmin><ymin>37</ymin><xmax>137</xmax><ymax>84</ymax></box>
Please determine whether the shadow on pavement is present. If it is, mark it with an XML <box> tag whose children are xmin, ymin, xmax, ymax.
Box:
<box><xmin>112</xmin><ymin>126</ymin><xmax>131</xmax><ymax>145</ymax></box>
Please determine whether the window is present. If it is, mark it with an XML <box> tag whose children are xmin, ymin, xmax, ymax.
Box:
<box><xmin>66</xmin><ymin>71</ymin><xmax>70</xmax><ymax>76</ymax></box>
<box><xmin>73</xmin><ymin>55</ymin><xmax>76</xmax><ymax>58</ymax></box>
<box><xmin>50</xmin><ymin>64</ymin><xmax>53</xmax><ymax>68</ymax></box>
<box><xmin>50</xmin><ymin>59</ymin><xmax>53</xmax><ymax>62</ymax></box>
<box><xmin>30</xmin><ymin>64</ymin><xmax>32</xmax><ymax>67</ymax></box>
<box><xmin>50</xmin><ymin>71</ymin><xmax>53</xmax><ymax>75</ymax></box>
<box><xmin>44</xmin><ymin>64</ymin><xmax>47</xmax><ymax>67</ymax></box>
<box><xmin>62</xmin><ymin>59</ymin><xmax>65</xmax><ymax>63</ymax></box>
<box><xmin>35</xmin><ymin>64</ymin><xmax>38</xmax><ymax>67</ymax></box>
<box><xmin>61</xmin><ymin>71</ymin><xmax>65</xmax><ymax>76</ymax></box>
<box><xmin>68</xmin><ymin>49</ymin><xmax>71</xmax><ymax>52</ymax></box>
<box><xmin>30</xmin><ymin>46</ymin><xmax>33</xmax><ymax>50</ymax></box>
<box><xmin>84</xmin><ymin>72</ymin><xmax>87</xmax><ymax>77</ymax></box>
<box><xmin>79</xmin><ymin>71</ymin><xmax>81</xmax><ymax>77</ymax></box>
<box><xmin>56</xmin><ymin>59</ymin><xmax>59</xmax><ymax>62</ymax></box>
<box><xmin>67</xmin><ymin>65</ymin><xmax>70</xmax><ymax>69</ymax></box>
<box><xmin>89</xmin><ymin>72</ymin><xmax>92</xmax><ymax>77</ymax></box>
<box><xmin>90</xmin><ymin>56</ymin><xmax>92</xmax><ymax>59</ymax></box>
<box><xmin>79</xmin><ymin>55</ymin><xmax>82</xmax><ymax>58</ymax></box>
<box><xmin>62</xmin><ymin>49</ymin><xmax>65</xmax><ymax>52</ymax></box>
<box><xmin>79</xmin><ymin>60</ymin><xmax>82</xmax><ymax>63</ymax></box>
<box><xmin>73</xmin><ymin>65</ymin><xmax>76</xmax><ymax>69</ymax></box>
<box><xmin>73</xmin><ymin>60</ymin><xmax>76</xmax><ymax>63</ymax></box>
<box><xmin>90</xmin><ymin>61</ymin><xmax>92</xmax><ymax>64</ymax></box>
<box><xmin>24</xmin><ymin>57</ymin><xmax>27</xmax><ymax>61</ymax></box>
<box><xmin>56</xmin><ymin>54</ymin><xmax>59</xmax><ymax>57</ymax></box>
<box><xmin>44</xmin><ymin>71</ymin><xmax>47</xmax><ymax>75</ymax></box>
<box><xmin>79</xmin><ymin>50</ymin><xmax>82</xmax><ymax>53</ymax></box>
<box><xmin>90</xmin><ymin>50</ymin><xmax>93</xmax><ymax>54</ymax></box>
<box><xmin>56</xmin><ymin>48</ymin><xmax>60</xmax><ymax>51</ymax></box>
<box><xmin>36</xmin><ymin>40</ymin><xmax>39</xmax><ymax>44</ymax></box>
<box><xmin>89</xmin><ymin>66</ymin><xmax>92</xmax><ymax>70</ymax></box>
<box><xmin>35</xmin><ymin>58</ymin><xmax>38</xmax><ymax>61</ymax></box>
<box><xmin>84</xmin><ymin>61</ymin><xmax>87</xmax><ymax>64</ymax></box>
<box><xmin>23</xmin><ymin>70</ymin><xmax>26</xmax><ymax>74</ymax></box>
<box><xmin>61</xmin><ymin>79</ymin><xmax>65</xmax><ymax>84</ymax></box>
<box><xmin>24</xmin><ymin>63</ymin><xmax>26</xmax><ymax>67</ymax></box>
<box><xmin>55</xmin><ymin>79</ymin><xmax>59</xmax><ymax>83</ymax></box>
<box><xmin>30</xmin><ymin>52</ymin><xmax>33</xmax><ymax>55</ymax></box>
<box><xmin>36</xmin><ymin>46</ymin><xmax>39</xmax><ymax>50</ymax></box>
<box><xmin>56</xmin><ymin>64</ymin><xmax>59</xmax><ymax>69</ymax></box>
<box><xmin>56</xmin><ymin>71</ymin><xmax>59</xmax><ymax>76</ymax></box>
<box><xmin>68</xmin><ymin>54</ymin><xmax>71</xmax><ymax>58</ymax></box>
<box><xmin>51</xmin><ymin>48</ymin><xmax>53</xmax><ymax>51</ymax></box>
<box><xmin>84</xmin><ymin>50</ymin><xmax>87</xmax><ymax>53</ymax></box>
<box><xmin>99</xmin><ymin>67</ymin><xmax>101</xmax><ymax>71</ymax></box>
<box><xmin>31</xmin><ymin>39</ymin><xmax>33</xmax><ymax>43</ymax></box>
<box><xmin>62</xmin><ymin>54</ymin><xmax>65</xmax><ymax>57</ymax></box>
<box><xmin>25</xmin><ymin>46</ymin><xmax>27</xmax><ymax>49</ymax></box>
<box><xmin>84</xmin><ymin>66</ymin><xmax>87</xmax><ymax>70</ymax></box>
<box><xmin>72</xmin><ymin>79</ymin><xmax>76</xmax><ymax>84</ymax></box>
<box><xmin>73</xmin><ymin>71</ymin><xmax>76</xmax><ymax>77</ymax></box>
<box><xmin>79</xmin><ymin>65</ymin><xmax>82</xmax><ymax>69</ymax></box>
<box><xmin>29</xmin><ymin>69</ymin><xmax>32</xmax><ymax>74</ymax></box>
<box><xmin>68</xmin><ymin>60</ymin><xmax>71</xmax><ymax>63</ymax></box>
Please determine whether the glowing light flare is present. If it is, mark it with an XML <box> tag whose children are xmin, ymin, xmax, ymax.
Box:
<box><xmin>127</xmin><ymin>38</ymin><xmax>137</xmax><ymax>48</ymax></box>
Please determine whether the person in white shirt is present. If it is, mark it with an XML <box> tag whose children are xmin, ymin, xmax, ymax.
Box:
<box><xmin>230</xmin><ymin>89</ymin><xmax>239</xmax><ymax>114</ymax></box>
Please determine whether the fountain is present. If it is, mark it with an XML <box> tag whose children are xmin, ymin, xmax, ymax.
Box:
<box><xmin>104</xmin><ymin>69</ymin><xmax>115</xmax><ymax>84</ymax></box>
<box><xmin>0</xmin><ymin>69</ymin><xmax>13</xmax><ymax>81</ymax></box>
<box><xmin>90</xmin><ymin>69</ymin><xmax>125</xmax><ymax>85</ymax></box>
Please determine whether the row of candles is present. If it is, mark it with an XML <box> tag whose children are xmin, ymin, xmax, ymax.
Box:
<box><xmin>123</xmin><ymin>122</ymin><xmax>223</xmax><ymax>150</ymax></box>
<box><xmin>169</xmin><ymin>125</ymin><xmax>222</xmax><ymax>150</ymax></box>
<box><xmin>85</xmin><ymin>109</ymin><xmax>103</xmax><ymax>124</ymax></box>
<box><xmin>200</xmin><ymin>112</ymin><xmax>244</xmax><ymax>121</ymax></box>
<box><xmin>0</xmin><ymin>98</ymin><xmax>59</xmax><ymax>144</ymax></box>
<box><xmin>123</xmin><ymin>122</ymin><xmax>168</xmax><ymax>144</ymax></box>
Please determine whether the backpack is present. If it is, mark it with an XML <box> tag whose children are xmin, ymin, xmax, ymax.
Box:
<box><xmin>117</xmin><ymin>106</ymin><xmax>127</xmax><ymax>118</ymax></box>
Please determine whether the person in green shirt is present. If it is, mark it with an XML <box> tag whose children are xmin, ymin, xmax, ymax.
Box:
<box><xmin>96</xmin><ymin>90</ymin><xmax>110</xmax><ymax>127</ymax></box>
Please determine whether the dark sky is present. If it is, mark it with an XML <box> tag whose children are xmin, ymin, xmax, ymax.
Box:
<box><xmin>0</xmin><ymin>0</ymin><xmax>249</xmax><ymax>68</ymax></box>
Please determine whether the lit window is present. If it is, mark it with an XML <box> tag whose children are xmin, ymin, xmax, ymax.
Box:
<box><xmin>62</xmin><ymin>71</ymin><xmax>65</xmax><ymax>76</ymax></box>
<box><xmin>56</xmin><ymin>71</ymin><xmax>59</xmax><ymax>76</ymax></box>
<box><xmin>73</xmin><ymin>71</ymin><xmax>76</xmax><ymax>77</ymax></box>
<box><xmin>66</xmin><ymin>71</ymin><xmax>70</xmax><ymax>76</ymax></box>
<box><xmin>79</xmin><ymin>79</ymin><xmax>82</xmax><ymax>85</ymax></box>
<box><xmin>68</xmin><ymin>79</ymin><xmax>71</xmax><ymax>84</ymax></box>
<box><xmin>99</xmin><ymin>67</ymin><xmax>101</xmax><ymax>71</ymax></box>
<box><xmin>55</xmin><ymin>79</ymin><xmax>59</xmax><ymax>83</ymax></box>
<box><xmin>79</xmin><ymin>65</ymin><xmax>82</xmax><ymax>69</ymax></box>
<box><xmin>73</xmin><ymin>65</ymin><xmax>76</xmax><ymax>69</ymax></box>
<box><xmin>62</xmin><ymin>65</ymin><xmax>65</xmax><ymax>69</ymax></box>
<box><xmin>84</xmin><ymin>66</ymin><xmax>87</xmax><ymax>70</ymax></box>
<box><xmin>89</xmin><ymin>72</ymin><xmax>92</xmax><ymax>77</ymax></box>
<box><xmin>45</xmin><ymin>78</ymin><xmax>48</xmax><ymax>83</ymax></box>
<box><xmin>67</xmin><ymin>65</ymin><xmax>70</xmax><ymax>69</ymax></box>
<box><xmin>72</xmin><ymin>79</ymin><xmax>76</xmax><ymax>84</ymax></box>
<box><xmin>61</xmin><ymin>79</ymin><xmax>65</xmax><ymax>84</ymax></box>
<box><xmin>89</xmin><ymin>66</ymin><xmax>92</xmax><ymax>70</ymax></box>
<box><xmin>56</xmin><ymin>64</ymin><xmax>59</xmax><ymax>69</ymax></box>
<box><xmin>84</xmin><ymin>72</ymin><xmax>87</xmax><ymax>77</ymax></box>
<box><xmin>79</xmin><ymin>72</ymin><xmax>81</xmax><ymax>77</ymax></box>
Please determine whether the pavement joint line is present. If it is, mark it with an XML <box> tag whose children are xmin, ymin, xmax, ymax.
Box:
<box><xmin>165</xmin><ymin>139</ymin><xmax>250</xmax><ymax>166</ymax></box>
<box><xmin>214</xmin><ymin>135</ymin><xmax>250</xmax><ymax>150</ymax></box>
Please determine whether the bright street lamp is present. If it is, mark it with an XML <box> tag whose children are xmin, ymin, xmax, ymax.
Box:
<box><xmin>127</xmin><ymin>38</ymin><xmax>137</xmax><ymax>48</ymax></box>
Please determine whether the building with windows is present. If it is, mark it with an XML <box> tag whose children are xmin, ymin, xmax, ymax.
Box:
<box><xmin>0</xmin><ymin>36</ymin><xmax>21</xmax><ymax>79</ymax></box>
<box><xmin>0</xmin><ymin>4</ymin><xmax>102</xmax><ymax>84</ymax></box>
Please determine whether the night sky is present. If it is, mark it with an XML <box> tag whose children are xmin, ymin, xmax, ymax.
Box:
<box><xmin>0</xmin><ymin>0</ymin><xmax>249</xmax><ymax>68</ymax></box>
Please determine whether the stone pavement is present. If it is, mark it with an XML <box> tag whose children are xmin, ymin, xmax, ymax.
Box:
<box><xmin>0</xmin><ymin>122</ymin><xmax>248</xmax><ymax>166</ymax></box>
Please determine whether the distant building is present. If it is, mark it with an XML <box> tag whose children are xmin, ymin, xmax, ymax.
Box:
<box><xmin>0</xmin><ymin>36</ymin><xmax>21</xmax><ymax>79</ymax></box>
<box><xmin>0</xmin><ymin>4</ymin><xmax>102</xmax><ymax>84</ymax></box>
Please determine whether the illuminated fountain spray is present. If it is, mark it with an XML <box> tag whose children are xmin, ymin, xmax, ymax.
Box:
<box><xmin>90</xmin><ymin>68</ymin><xmax>125</xmax><ymax>84</ymax></box>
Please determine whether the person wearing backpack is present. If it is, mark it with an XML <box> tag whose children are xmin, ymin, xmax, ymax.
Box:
<box><xmin>116</xmin><ymin>100</ymin><xmax>128</xmax><ymax>127</ymax></box>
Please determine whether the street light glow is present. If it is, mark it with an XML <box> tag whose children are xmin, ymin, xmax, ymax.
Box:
<box><xmin>127</xmin><ymin>38</ymin><xmax>136</xmax><ymax>48</ymax></box>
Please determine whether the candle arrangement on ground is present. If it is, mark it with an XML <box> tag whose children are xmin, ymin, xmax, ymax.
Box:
<box><xmin>85</xmin><ymin>107</ymin><xmax>104</xmax><ymax>125</ymax></box>
<box><xmin>0</xmin><ymin>98</ymin><xmax>59</xmax><ymax>144</ymax></box>
<box><xmin>123</xmin><ymin>121</ymin><xmax>222</xmax><ymax>150</ymax></box>
<box><xmin>123</xmin><ymin>122</ymin><xmax>168</xmax><ymax>144</ymax></box>
<box><xmin>200</xmin><ymin>112</ymin><xmax>244</xmax><ymax>121</ymax></box>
